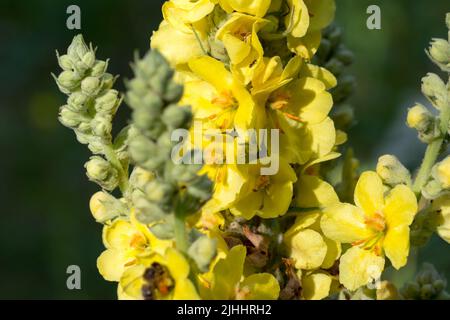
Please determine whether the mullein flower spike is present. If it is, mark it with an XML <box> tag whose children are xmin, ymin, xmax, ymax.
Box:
<box><xmin>54</xmin><ymin>4</ymin><xmax>450</xmax><ymax>300</ymax></box>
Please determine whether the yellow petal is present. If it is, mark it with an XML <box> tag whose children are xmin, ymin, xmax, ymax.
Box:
<box><xmin>284</xmin><ymin>210</ymin><xmax>321</xmax><ymax>239</ymax></box>
<box><xmin>173</xmin><ymin>279</ymin><xmax>200</xmax><ymax>300</ymax></box>
<box><xmin>188</xmin><ymin>56</ymin><xmax>233</xmax><ymax>92</ymax></box>
<box><xmin>118</xmin><ymin>264</ymin><xmax>146</xmax><ymax>300</ymax></box>
<box><xmin>383</xmin><ymin>225</ymin><xmax>410</xmax><ymax>270</ymax></box>
<box><xmin>237</xmin><ymin>273</ymin><xmax>280</xmax><ymax>300</ymax></box>
<box><xmin>383</xmin><ymin>185</ymin><xmax>417</xmax><ymax>228</ymax></box>
<box><xmin>299</xmin><ymin>64</ymin><xmax>337</xmax><ymax>89</ymax></box>
<box><xmin>223</xmin><ymin>34</ymin><xmax>252</xmax><ymax>65</ymax></box>
<box><xmin>287</xmin><ymin>31</ymin><xmax>322</xmax><ymax>60</ymax></box>
<box><xmin>227</xmin><ymin>0</ymin><xmax>272</xmax><ymax>17</ymax></box>
<box><xmin>304</xmin><ymin>0</ymin><xmax>336</xmax><ymax>32</ymax></box>
<box><xmin>165</xmin><ymin>248</ymin><xmax>190</xmax><ymax>280</ymax></box>
<box><xmin>339</xmin><ymin>246</ymin><xmax>385</xmax><ymax>291</ymax></box>
<box><xmin>302</xmin><ymin>272</ymin><xmax>333</xmax><ymax>300</ymax></box>
<box><xmin>432</xmin><ymin>195</ymin><xmax>450</xmax><ymax>244</ymax></box>
<box><xmin>97</xmin><ymin>249</ymin><xmax>129</xmax><ymax>282</ymax></box>
<box><xmin>295</xmin><ymin>175</ymin><xmax>339</xmax><ymax>208</ymax></box>
<box><xmin>288</xmin><ymin>229</ymin><xmax>327</xmax><ymax>270</ymax></box>
<box><xmin>321</xmin><ymin>236</ymin><xmax>341</xmax><ymax>269</ymax></box>
<box><xmin>354</xmin><ymin>171</ymin><xmax>384</xmax><ymax>218</ymax></box>
<box><xmin>102</xmin><ymin>220</ymin><xmax>136</xmax><ymax>249</ymax></box>
<box><xmin>321</xmin><ymin>203</ymin><xmax>374</xmax><ymax>243</ymax></box>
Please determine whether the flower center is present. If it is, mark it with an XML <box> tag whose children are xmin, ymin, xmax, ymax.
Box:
<box><xmin>211</xmin><ymin>90</ymin><xmax>236</xmax><ymax>109</ymax></box>
<box><xmin>365</xmin><ymin>212</ymin><xmax>386</xmax><ymax>233</ymax></box>
<box><xmin>129</xmin><ymin>233</ymin><xmax>147</xmax><ymax>250</ymax></box>
<box><xmin>253</xmin><ymin>175</ymin><xmax>271</xmax><ymax>191</ymax></box>
<box><xmin>141</xmin><ymin>262</ymin><xmax>174</xmax><ymax>300</ymax></box>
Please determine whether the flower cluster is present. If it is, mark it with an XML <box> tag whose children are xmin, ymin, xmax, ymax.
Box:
<box><xmin>54</xmin><ymin>3</ymin><xmax>450</xmax><ymax>300</ymax></box>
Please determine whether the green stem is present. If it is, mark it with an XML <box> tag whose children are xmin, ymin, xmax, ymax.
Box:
<box><xmin>413</xmin><ymin>94</ymin><xmax>450</xmax><ymax>195</ymax></box>
<box><xmin>104</xmin><ymin>144</ymin><xmax>129</xmax><ymax>195</ymax></box>
<box><xmin>174</xmin><ymin>203</ymin><xmax>188</xmax><ymax>253</ymax></box>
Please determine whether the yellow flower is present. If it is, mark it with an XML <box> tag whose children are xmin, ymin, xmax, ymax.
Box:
<box><xmin>151</xmin><ymin>20</ymin><xmax>209</xmax><ymax>67</ymax></box>
<box><xmin>265</xmin><ymin>76</ymin><xmax>335</xmax><ymax>164</ymax></box>
<box><xmin>219</xmin><ymin>0</ymin><xmax>272</xmax><ymax>17</ymax></box>
<box><xmin>199</xmin><ymin>245</ymin><xmax>280</xmax><ymax>299</ymax></box>
<box><xmin>216</xmin><ymin>13</ymin><xmax>268</xmax><ymax>84</ymax></box>
<box><xmin>118</xmin><ymin>247</ymin><xmax>199</xmax><ymax>300</ymax></box>
<box><xmin>321</xmin><ymin>171</ymin><xmax>418</xmax><ymax>291</ymax></box>
<box><xmin>184</xmin><ymin>55</ymin><xmax>262</xmax><ymax>130</ymax></box>
<box><xmin>162</xmin><ymin>0</ymin><xmax>215</xmax><ymax>33</ymax></box>
<box><xmin>230</xmin><ymin>159</ymin><xmax>297</xmax><ymax>219</ymax></box>
<box><xmin>97</xmin><ymin>212</ymin><xmax>172</xmax><ymax>282</ymax></box>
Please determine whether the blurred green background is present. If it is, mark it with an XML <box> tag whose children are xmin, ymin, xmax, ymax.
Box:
<box><xmin>0</xmin><ymin>0</ymin><xmax>449</xmax><ymax>299</ymax></box>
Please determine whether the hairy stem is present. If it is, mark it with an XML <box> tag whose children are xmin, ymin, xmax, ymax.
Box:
<box><xmin>174</xmin><ymin>203</ymin><xmax>188</xmax><ymax>253</ymax></box>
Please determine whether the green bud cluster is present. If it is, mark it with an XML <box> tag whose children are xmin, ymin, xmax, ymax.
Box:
<box><xmin>126</xmin><ymin>50</ymin><xmax>212</xmax><ymax>240</ymax></box>
<box><xmin>54</xmin><ymin>35</ymin><xmax>122</xmax><ymax>154</ymax></box>
<box><xmin>54</xmin><ymin>35</ymin><xmax>129</xmax><ymax>193</ymax></box>
<box><xmin>315</xmin><ymin>24</ymin><xmax>356</xmax><ymax>131</ymax></box>
<box><xmin>401</xmin><ymin>263</ymin><xmax>450</xmax><ymax>300</ymax></box>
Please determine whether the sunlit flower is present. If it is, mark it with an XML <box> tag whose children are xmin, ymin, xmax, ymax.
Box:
<box><xmin>321</xmin><ymin>171</ymin><xmax>418</xmax><ymax>290</ymax></box>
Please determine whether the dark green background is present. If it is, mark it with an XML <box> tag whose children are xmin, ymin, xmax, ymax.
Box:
<box><xmin>0</xmin><ymin>0</ymin><xmax>449</xmax><ymax>299</ymax></box>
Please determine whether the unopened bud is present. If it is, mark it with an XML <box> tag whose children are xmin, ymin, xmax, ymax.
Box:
<box><xmin>407</xmin><ymin>104</ymin><xmax>434</xmax><ymax>131</ymax></box>
<box><xmin>67</xmin><ymin>35</ymin><xmax>89</xmax><ymax>60</ymax></box>
<box><xmin>67</xmin><ymin>92</ymin><xmax>88</xmax><ymax>112</ymax></box>
<box><xmin>89</xmin><ymin>191</ymin><xmax>123</xmax><ymax>223</ymax></box>
<box><xmin>95</xmin><ymin>90</ymin><xmax>120</xmax><ymax>114</ymax></box>
<box><xmin>57</xmin><ymin>71</ymin><xmax>81</xmax><ymax>92</ymax></box>
<box><xmin>57</xmin><ymin>54</ymin><xmax>74</xmax><ymax>71</ymax></box>
<box><xmin>162</xmin><ymin>105</ymin><xmax>192</xmax><ymax>129</ymax></box>
<box><xmin>81</xmin><ymin>76</ymin><xmax>101</xmax><ymax>96</ymax></box>
<box><xmin>421</xmin><ymin>73</ymin><xmax>447</xmax><ymax>110</ymax></box>
<box><xmin>376</xmin><ymin>155</ymin><xmax>412</xmax><ymax>186</ymax></box>
<box><xmin>91</xmin><ymin>114</ymin><xmax>112</xmax><ymax>138</ymax></box>
<box><xmin>91</xmin><ymin>60</ymin><xmax>108</xmax><ymax>77</ymax></box>
<box><xmin>428</xmin><ymin>38</ymin><xmax>450</xmax><ymax>65</ymax></box>
<box><xmin>85</xmin><ymin>156</ymin><xmax>119</xmax><ymax>190</ymax></box>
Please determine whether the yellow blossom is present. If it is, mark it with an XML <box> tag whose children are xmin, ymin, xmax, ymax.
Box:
<box><xmin>199</xmin><ymin>245</ymin><xmax>280</xmax><ymax>299</ymax></box>
<box><xmin>219</xmin><ymin>0</ymin><xmax>272</xmax><ymax>17</ymax></box>
<box><xmin>321</xmin><ymin>171</ymin><xmax>418</xmax><ymax>291</ymax></box>
<box><xmin>162</xmin><ymin>0</ymin><xmax>215</xmax><ymax>33</ymax></box>
<box><xmin>97</xmin><ymin>212</ymin><xmax>172</xmax><ymax>282</ymax></box>
<box><xmin>230</xmin><ymin>159</ymin><xmax>297</xmax><ymax>219</ymax></box>
<box><xmin>118</xmin><ymin>247</ymin><xmax>199</xmax><ymax>300</ymax></box>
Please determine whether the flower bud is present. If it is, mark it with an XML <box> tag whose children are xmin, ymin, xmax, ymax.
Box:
<box><xmin>188</xmin><ymin>236</ymin><xmax>217</xmax><ymax>272</ymax></box>
<box><xmin>57</xmin><ymin>54</ymin><xmax>74</xmax><ymax>71</ymax></box>
<box><xmin>91</xmin><ymin>60</ymin><xmax>108</xmax><ymax>77</ymax></box>
<box><xmin>59</xmin><ymin>105</ymin><xmax>87</xmax><ymax>128</ymax></box>
<box><xmin>67</xmin><ymin>92</ymin><xmax>88</xmax><ymax>112</ymax></box>
<box><xmin>163</xmin><ymin>80</ymin><xmax>184</xmax><ymax>102</ymax></box>
<box><xmin>336</xmin><ymin>47</ymin><xmax>355</xmax><ymax>66</ymax></box>
<box><xmin>101</xmin><ymin>73</ymin><xmax>116</xmax><ymax>91</ymax></box>
<box><xmin>89</xmin><ymin>191</ymin><xmax>124</xmax><ymax>223</ymax></box>
<box><xmin>144</xmin><ymin>180</ymin><xmax>175</xmax><ymax>206</ymax></box>
<box><xmin>406</xmin><ymin>104</ymin><xmax>433</xmax><ymax>131</ymax></box>
<box><xmin>376</xmin><ymin>155</ymin><xmax>412</xmax><ymax>186</ymax></box>
<box><xmin>85</xmin><ymin>156</ymin><xmax>119</xmax><ymax>190</ymax></box>
<box><xmin>91</xmin><ymin>114</ymin><xmax>112</xmax><ymax>138</ymax></box>
<box><xmin>81</xmin><ymin>76</ymin><xmax>101</xmax><ymax>96</ymax></box>
<box><xmin>67</xmin><ymin>35</ymin><xmax>89</xmax><ymax>60</ymax></box>
<box><xmin>162</xmin><ymin>105</ymin><xmax>192</xmax><ymax>129</ymax></box>
<box><xmin>57</xmin><ymin>71</ymin><xmax>81</xmax><ymax>92</ymax></box>
<box><xmin>428</xmin><ymin>38</ymin><xmax>450</xmax><ymax>65</ymax></box>
<box><xmin>421</xmin><ymin>73</ymin><xmax>447</xmax><ymax>109</ymax></box>
<box><xmin>95</xmin><ymin>90</ymin><xmax>120</xmax><ymax>114</ymax></box>
<box><xmin>324</xmin><ymin>57</ymin><xmax>344</xmax><ymax>76</ymax></box>
<box><xmin>434</xmin><ymin>156</ymin><xmax>450</xmax><ymax>189</ymax></box>
<box><xmin>129</xmin><ymin>166</ymin><xmax>154</xmax><ymax>190</ymax></box>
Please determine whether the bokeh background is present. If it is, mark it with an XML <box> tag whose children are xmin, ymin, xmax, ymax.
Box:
<box><xmin>0</xmin><ymin>0</ymin><xmax>449</xmax><ymax>299</ymax></box>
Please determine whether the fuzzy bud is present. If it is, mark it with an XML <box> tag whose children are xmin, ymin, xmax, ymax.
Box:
<box><xmin>428</xmin><ymin>38</ymin><xmax>450</xmax><ymax>65</ymax></box>
<box><xmin>421</xmin><ymin>73</ymin><xmax>447</xmax><ymax>110</ymax></box>
<box><xmin>81</xmin><ymin>76</ymin><xmax>101</xmax><ymax>96</ymax></box>
<box><xmin>67</xmin><ymin>35</ymin><xmax>90</xmax><ymax>60</ymax></box>
<box><xmin>376</xmin><ymin>155</ymin><xmax>412</xmax><ymax>187</ymax></box>
<box><xmin>95</xmin><ymin>90</ymin><xmax>120</xmax><ymax>114</ymax></box>
<box><xmin>162</xmin><ymin>105</ymin><xmax>192</xmax><ymax>129</ymax></box>
<box><xmin>89</xmin><ymin>191</ymin><xmax>125</xmax><ymax>223</ymax></box>
<box><xmin>85</xmin><ymin>156</ymin><xmax>119</xmax><ymax>190</ymax></box>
